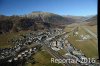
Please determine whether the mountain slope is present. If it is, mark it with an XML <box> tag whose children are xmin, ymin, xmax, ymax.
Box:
<box><xmin>0</xmin><ymin>14</ymin><xmax>64</xmax><ymax>34</ymax></box>
<box><xmin>86</xmin><ymin>16</ymin><xmax>97</xmax><ymax>26</ymax></box>
<box><xmin>0</xmin><ymin>12</ymin><xmax>96</xmax><ymax>34</ymax></box>
<box><xmin>23</xmin><ymin>12</ymin><xmax>76</xmax><ymax>24</ymax></box>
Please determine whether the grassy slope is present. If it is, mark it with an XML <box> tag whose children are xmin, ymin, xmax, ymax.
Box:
<box><xmin>0</xmin><ymin>33</ymin><xmax>16</xmax><ymax>48</ymax></box>
<box><xmin>0</xmin><ymin>31</ymin><xmax>33</xmax><ymax>48</ymax></box>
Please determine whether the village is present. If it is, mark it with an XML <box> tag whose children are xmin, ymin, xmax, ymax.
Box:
<box><xmin>0</xmin><ymin>26</ymin><xmax>97</xmax><ymax>66</ymax></box>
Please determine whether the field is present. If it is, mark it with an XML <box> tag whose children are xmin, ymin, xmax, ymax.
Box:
<box><xmin>65</xmin><ymin>25</ymin><xmax>98</xmax><ymax>59</ymax></box>
<box><xmin>25</xmin><ymin>50</ymin><xmax>63</xmax><ymax>66</ymax></box>
<box><xmin>58</xmin><ymin>49</ymin><xmax>66</xmax><ymax>55</ymax></box>
<box><xmin>82</xmin><ymin>25</ymin><xmax>97</xmax><ymax>35</ymax></box>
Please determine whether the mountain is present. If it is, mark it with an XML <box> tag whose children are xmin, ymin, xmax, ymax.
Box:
<box><xmin>63</xmin><ymin>16</ymin><xmax>86</xmax><ymax>22</ymax></box>
<box><xmin>85</xmin><ymin>15</ymin><xmax>97</xmax><ymax>26</ymax></box>
<box><xmin>0</xmin><ymin>11</ymin><xmax>96</xmax><ymax>34</ymax></box>
<box><xmin>23</xmin><ymin>12</ymin><xmax>76</xmax><ymax>24</ymax></box>
<box><xmin>0</xmin><ymin>13</ymin><xmax>66</xmax><ymax>34</ymax></box>
<box><xmin>63</xmin><ymin>15</ymin><xmax>96</xmax><ymax>23</ymax></box>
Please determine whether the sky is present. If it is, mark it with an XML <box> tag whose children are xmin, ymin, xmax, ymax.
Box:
<box><xmin>0</xmin><ymin>0</ymin><xmax>98</xmax><ymax>16</ymax></box>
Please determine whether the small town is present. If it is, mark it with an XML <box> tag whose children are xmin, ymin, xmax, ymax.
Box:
<box><xmin>0</xmin><ymin>26</ymin><xmax>98</xmax><ymax>66</ymax></box>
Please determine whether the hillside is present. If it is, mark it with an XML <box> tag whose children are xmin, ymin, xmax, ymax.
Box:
<box><xmin>0</xmin><ymin>14</ymin><xmax>64</xmax><ymax>34</ymax></box>
<box><xmin>0</xmin><ymin>12</ymin><xmax>96</xmax><ymax>34</ymax></box>
<box><xmin>85</xmin><ymin>16</ymin><xmax>97</xmax><ymax>26</ymax></box>
<box><xmin>0</xmin><ymin>12</ymin><xmax>77</xmax><ymax>34</ymax></box>
<box><xmin>63</xmin><ymin>15</ymin><xmax>86</xmax><ymax>22</ymax></box>
<box><xmin>23</xmin><ymin>12</ymin><xmax>76</xmax><ymax>24</ymax></box>
<box><xmin>64</xmin><ymin>15</ymin><xmax>96</xmax><ymax>23</ymax></box>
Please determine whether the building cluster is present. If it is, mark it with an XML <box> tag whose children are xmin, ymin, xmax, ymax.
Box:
<box><xmin>44</xmin><ymin>28</ymin><xmax>66</xmax><ymax>51</ymax></box>
<box><xmin>0</xmin><ymin>28</ymin><xmax>63</xmax><ymax>63</ymax></box>
<box><xmin>71</xmin><ymin>27</ymin><xmax>92</xmax><ymax>40</ymax></box>
<box><xmin>7</xmin><ymin>47</ymin><xmax>37</xmax><ymax>62</ymax></box>
<box><xmin>0</xmin><ymin>32</ymin><xmax>45</xmax><ymax>63</ymax></box>
<box><xmin>66</xmin><ymin>42</ymin><xmax>89</xmax><ymax>65</ymax></box>
<box><xmin>80</xmin><ymin>34</ymin><xmax>91</xmax><ymax>40</ymax></box>
<box><xmin>49</xmin><ymin>38</ymin><xmax>66</xmax><ymax>51</ymax></box>
<box><xmin>49</xmin><ymin>28</ymin><xmax>63</xmax><ymax>36</ymax></box>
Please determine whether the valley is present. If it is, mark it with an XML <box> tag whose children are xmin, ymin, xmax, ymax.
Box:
<box><xmin>0</xmin><ymin>12</ymin><xmax>99</xmax><ymax>66</ymax></box>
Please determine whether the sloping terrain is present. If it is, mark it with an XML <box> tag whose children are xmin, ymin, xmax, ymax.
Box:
<box><xmin>23</xmin><ymin>11</ymin><xmax>76</xmax><ymax>24</ymax></box>
<box><xmin>85</xmin><ymin>15</ymin><xmax>97</xmax><ymax>26</ymax></box>
<box><xmin>0</xmin><ymin>12</ymin><xmax>78</xmax><ymax>34</ymax></box>
<box><xmin>63</xmin><ymin>15</ymin><xmax>86</xmax><ymax>22</ymax></box>
<box><xmin>0</xmin><ymin>15</ymin><xmax>63</xmax><ymax>34</ymax></box>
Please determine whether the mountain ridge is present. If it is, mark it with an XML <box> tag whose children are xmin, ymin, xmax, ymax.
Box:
<box><xmin>0</xmin><ymin>11</ymin><xmax>97</xmax><ymax>34</ymax></box>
